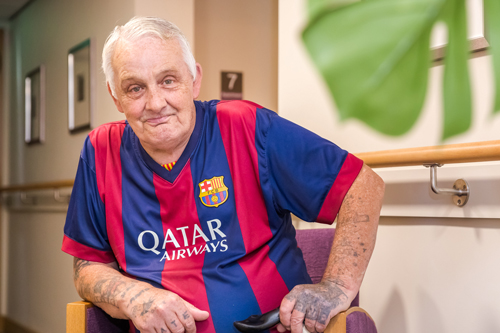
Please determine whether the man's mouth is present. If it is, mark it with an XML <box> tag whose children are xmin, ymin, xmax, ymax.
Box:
<box><xmin>145</xmin><ymin>115</ymin><xmax>171</xmax><ymax>125</ymax></box>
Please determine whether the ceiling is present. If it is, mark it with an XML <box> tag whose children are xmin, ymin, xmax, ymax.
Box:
<box><xmin>0</xmin><ymin>0</ymin><xmax>31</xmax><ymax>20</ymax></box>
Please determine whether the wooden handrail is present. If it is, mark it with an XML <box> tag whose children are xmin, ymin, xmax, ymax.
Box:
<box><xmin>1</xmin><ymin>140</ymin><xmax>499</xmax><ymax>192</ymax></box>
<box><xmin>0</xmin><ymin>179</ymin><xmax>74</xmax><ymax>193</ymax></box>
<box><xmin>355</xmin><ymin>140</ymin><xmax>500</xmax><ymax>168</ymax></box>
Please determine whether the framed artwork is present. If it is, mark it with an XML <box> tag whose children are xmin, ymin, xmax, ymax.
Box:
<box><xmin>431</xmin><ymin>0</ymin><xmax>488</xmax><ymax>61</ymax></box>
<box><xmin>25</xmin><ymin>65</ymin><xmax>45</xmax><ymax>144</ymax></box>
<box><xmin>68</xmin><ymin>39</ymin><xmax>92</xmax><ymax>133</ymax></box>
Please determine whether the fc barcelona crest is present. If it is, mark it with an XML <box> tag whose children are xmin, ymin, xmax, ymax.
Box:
<box><xmin>198</xmin><ymin>176</ymin><xmax>229</xmax><ymax>208</ymax></box>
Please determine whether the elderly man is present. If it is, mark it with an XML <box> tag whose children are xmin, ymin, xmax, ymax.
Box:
<box><xmin>62</xmin><ymin>16</ymin><xmax>384</xmax><ymax>333</ymax></box>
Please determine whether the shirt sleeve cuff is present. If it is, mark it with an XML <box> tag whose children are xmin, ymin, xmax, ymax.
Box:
<box><xmin>315</xmin><ymin>153</ymin><xmax>364</xmax><ymax>223</ymax></box>
<box><xmin>62</xmin><ymin>235</ymin><xmax>116</xmax><ymax>263</ymax></box>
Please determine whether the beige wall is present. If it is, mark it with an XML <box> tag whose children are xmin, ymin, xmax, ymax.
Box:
<box><xmin>0</xmin><ymin>0</ymin><xmax>199</xmax><ymax>331</ymax></box>
<box><xmin>194</xmin><ymin>0</ymin><xmax>278</xmax><ymax>111</ymax></box>
<box><xmin>279</xmin><ymin>1</ymin><xmax>500</xmax><ymax>332</ymax></box>
<box><xmin>2</xmin><ymin>1</ymin><xmax>135</xmax><ymax>331</ymax></box>
<box><xmin>1</xmin><ymin>1</ymin><xmax>278</xmax><ymax>332</ymax></box>
<box><xmin>134</xmin><ymin>0</ymin><xmax>195</xmax><ymax>47</ymax></box>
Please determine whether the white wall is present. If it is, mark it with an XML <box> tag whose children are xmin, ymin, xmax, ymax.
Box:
<box><xmin>279</xmin><ymin>1</ymin><xmax>500</xmax><ymax>332</ymax></box>
<box><xmin>194</xmin><ymin>0</ymin><xmax>278</xmax><ymax>110</ymax></box>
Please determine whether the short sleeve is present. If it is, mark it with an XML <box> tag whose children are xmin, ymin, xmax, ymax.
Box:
<box><xmin>62</xmin><ymin>137</ymin><xmax>115</xmax><ymax>263</ymax></box>
<box><xmin>261</xmin><ymin>111</ymin><xmax>363</xmax><ymax>224</ymax></box>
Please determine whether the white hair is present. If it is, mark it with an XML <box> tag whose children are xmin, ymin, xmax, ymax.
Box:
<box><xmin>102</xmin><ymin>16</ymin><xmax>196</xmax><ymax>97</ymax></box>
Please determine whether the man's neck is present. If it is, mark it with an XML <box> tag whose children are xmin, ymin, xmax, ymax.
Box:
<box><xmin>142</xmin><ymin>132</ymin><xmax>191</xmax><ymax>166</ymax></box>
<box><xmin>141</xmin><ymin>116</ymin><xmax>196</xmax><ymax>166</ymax></box>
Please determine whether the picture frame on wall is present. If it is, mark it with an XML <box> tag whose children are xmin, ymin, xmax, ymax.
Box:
<box><xmin>431</xmin><ymin>0</ymin><xmax>488</xmax><ymax>61</ymax></box>
<box><xmin>25</xmin><ymin>65</ymin><xmax>45</xmax><ymax>144</ymax></box>
<box><xmin>68</xmin><ymin>39</ymin><xmax>92</xmax><ymax>133</ymax></box>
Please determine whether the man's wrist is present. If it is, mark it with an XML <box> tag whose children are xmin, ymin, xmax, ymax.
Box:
<box><xmin>321</xmin><ymin>277</ymin><xmax>357</xmax><ymax>301</ymax></box>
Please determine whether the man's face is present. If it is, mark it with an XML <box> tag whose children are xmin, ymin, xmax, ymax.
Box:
<box><xmin>109</xmin><ymin>36</ymin><xmax>202</xmax><ymax>151</ymax></box>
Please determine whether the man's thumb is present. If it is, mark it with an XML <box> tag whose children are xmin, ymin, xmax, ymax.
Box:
<box><xmin>184</xmin><ymin>301</ymin><xmax>210</xmax><ymax>321</ymax></box>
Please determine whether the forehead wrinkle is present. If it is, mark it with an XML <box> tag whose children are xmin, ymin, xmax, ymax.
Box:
<box><xmin>119</xmin><ymin>67</ymin><xmax>181</xmax><ymax>84</ymax></box>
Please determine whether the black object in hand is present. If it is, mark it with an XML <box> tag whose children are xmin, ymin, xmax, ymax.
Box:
<box><xmin>233</xmin><ymin>307</ymin><xmax>280</xmax><ymax>332</ymax></box>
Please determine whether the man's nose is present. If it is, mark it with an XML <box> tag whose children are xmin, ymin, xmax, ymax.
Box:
<box><xmin>145</xmin><ymin>86</ymin><xmax>167</xmax><ymax>112</ymax></box>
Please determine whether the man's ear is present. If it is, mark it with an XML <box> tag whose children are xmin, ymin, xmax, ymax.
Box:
<box><xmin>193</xmin><ymin>63</ymin><xmax>203</xmax><ymax>99</ymax></box>
<box><xmin>107</xmin><ymin>82</ymin><xmax>124</xmax><ymax>113</ymax></box>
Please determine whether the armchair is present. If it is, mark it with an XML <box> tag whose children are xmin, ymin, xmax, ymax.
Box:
<box><xmin>67</xmin><ymin>228</ymin><xmax>377</xmax><ymax>333</ymax></box>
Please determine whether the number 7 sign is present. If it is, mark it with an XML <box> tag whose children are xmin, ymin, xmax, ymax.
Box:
<box><xmin>221</xmin><ymin>71</ymin><xmax>243</xmax><ymax>100</ymax></box>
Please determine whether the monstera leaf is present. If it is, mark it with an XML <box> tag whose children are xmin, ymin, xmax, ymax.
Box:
<box><xmin>485</xmin><ymin>0</ymin><xmax>500</xmax><ymax>114</ymax></box>
<box><xmin>442</xmin><ymin>0</ymin><xmax>471</xmax><ymax>139</ymax></box>
<box><xmin>303</xmin><ymin>0</ymin><xmax>500</xmax><ymax>140</ymax></box>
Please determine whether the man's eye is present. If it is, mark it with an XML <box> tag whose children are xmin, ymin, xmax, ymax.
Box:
<box><xmin>130</xmin><ymin>86</ymin><xmax>141</xmax><ymax>93</ymax></box>
<box><xmin>164</xmin><ymin>79</ymin><xmax>173</xmax><ymax>85</ymax></box>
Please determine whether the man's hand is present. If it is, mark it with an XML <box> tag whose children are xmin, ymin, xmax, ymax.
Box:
<box><xmin>276</xmin><ymin>280</ymin><xmax>350</xmax><ymax>333</ymax></box>
<box><xmin>125</xmin><ymin>287</ymin><xmax>209</xmax><ymax>333</ymax></box>
<box><xmin>73</xmin><ymin>258</ymin><xmax>209</xmax><ymax>333</ymax></box>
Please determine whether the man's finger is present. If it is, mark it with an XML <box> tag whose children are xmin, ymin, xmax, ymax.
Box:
<box><xmin>175</xmin><ymin>308</ymin><xmax>197</xmax><ymax>333</ymax></box>
<box><xmin>290</xmin><ymin>308</ymin><xmax>306</xmax><ymax>333</ymax></box>
<box><xmin>303</xmin><ymin>304</ymin><xmax>320</xmax><ymax>333</ymax></box>
<box><xmin>183</xmin><ymin>300</ymin><xmax>210</xmax><ymax>321</ymax></box>
<box><xmin>276</xmin><ymin>323</ymin><xmax>288</xmax><ymax>332</ymax></box>
<box><xmin>165</xmin><ymin>317</ymin><xmax>183</xmax><ymax>333</ymax></box>
<box><xmin>304</xmin><ymin>318</ymin><xmax>317</xmax><ymax>333</ymax></box>
<box><xmin>279</xmin><ymin>294</ymin><xmax>297</xmax><ymax>329</ymax></box>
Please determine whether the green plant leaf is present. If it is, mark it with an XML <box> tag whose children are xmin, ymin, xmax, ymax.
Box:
<box><xmin>307</xmin><ymin>0</ymin><xmax>360</xmax><ymax>20</ymax></box>
<box><xmin>303</xmin><ymin>0</ymin><xmax>445</xmax><ymax>136</ymax></box>
<box><xmin>441</xmin><ymin>0</ymin><xmax>472</xmax><ymax>140</ymax></box>
<box><xmin>484</xmin><ymin>0</ymin><xmax>500</xmax><ymax>114</ymax></box>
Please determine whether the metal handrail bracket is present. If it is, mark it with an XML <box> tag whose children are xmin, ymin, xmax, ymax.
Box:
<box><xmin>424</xmin><ymin>163</ymin><xmax>470</xmax><ymax>207</ymax></box>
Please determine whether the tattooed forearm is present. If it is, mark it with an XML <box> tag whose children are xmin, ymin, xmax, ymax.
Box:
<box><xmin>130</xmin><ymin>288</ymin><xmax>150</xmax><ymax>304</ymax></box>
<box><xmin>354</xmin><ymin>213</ymin><xmax>370</xmax><ymax>223</ymax></box>
<box><xmin>90</xmin><ymin>277</ymin><xmax>128</xmax><ymax>307</ymax></box>
<box><xmin>73</xmin><ymin>258</ymin><xmax>92</xmax><ymax>280</ymax></box>
<box><xmin>325</xmin><ymin>164</ymin><xmax>383</xmax><ymax>293</ymax></box>
<box><xmin>121</xmin><ymin>283</ymin><xmax>136</xmax><ymax>298</ymax></box>
<box><xmin>73</xmin><ymin>257</ymin><xmax>139</xmax><ymax>311</ymax></box>
<box><xmin>70</xmin><ymin>256</ymin><xmax>204</xmax><ymax>330</ymax></box>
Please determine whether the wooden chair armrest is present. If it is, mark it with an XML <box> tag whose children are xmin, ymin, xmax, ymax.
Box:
<box><xmin>66</xmin><ymin>302</ymin><xmax>374</xmax><ymax>333</ymax></box>
<box><xmin>325</xmin><ymin>307</ymin><xmax>375</xmax><ymax>333</ymax></box>
<box><xmin>67</xmin><ymin>301</ymin><xmax>93</xmax><ymax>333</ymax></box>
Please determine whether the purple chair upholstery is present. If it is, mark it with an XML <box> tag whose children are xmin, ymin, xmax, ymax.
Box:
<box><xmin>346</xmin><ymin>310</ymin><xmax>377</xmax><ymax>333</ymax></box>
<box><xmin>86</xmin><ymin>306</ymin><xmax>129</xmax><ymax>332</ymax></box>
<box><xmin>296</xmin><ymin>228</ymin><xmax>377</xmax><ymax>333</ymax></box>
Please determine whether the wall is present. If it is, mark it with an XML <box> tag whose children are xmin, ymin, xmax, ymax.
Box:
<box><xmin>0</xmin><ymin>22</ymin><xmax>6</xmax><ymax>321</ymax></box>
<box><xmin>1</xmin><ymin>1</ymin><xmax>275</xmax><ymax>332</ymax></box>
<box><xmin>194</xmin><ymin>0</ymin><xmax>278</xmax><ymax>111</ymax></box>
<box><xmin>3</xmin><ymin>2</ymin><xmax>135</xmax><ymax>331</ymax></box>
<box><xmin>1</xmin><ymin>1</ymin><xmax>196</xmax><ymax>331</ymax></box>
<box><xmin>279</xmin><ymin>1</ymin><xmax>500</xmax><ymax>332</ymax></box>
<box><xmin>133</xmin><ymin>0</ymin><xmax>195</xmax><ymax>47</ymax></box>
